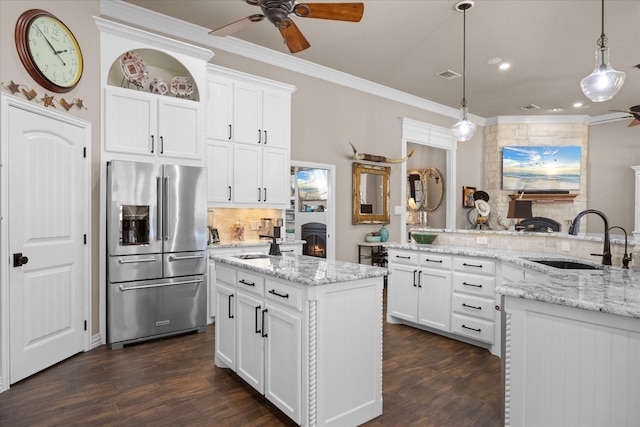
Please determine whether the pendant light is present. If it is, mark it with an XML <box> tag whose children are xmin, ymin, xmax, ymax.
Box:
<box><xmin>451</xmin><ymin>0</ymin><xmax>476</xmax><ymax>142</ymax></box>
<box><xmin>580</xmin><ymin>0</ymin><xmax>625</xmax><ymax>102</ymax></box>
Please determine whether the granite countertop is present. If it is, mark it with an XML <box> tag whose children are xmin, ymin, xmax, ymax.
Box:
<box><xmin>208</xmin><ymin>239</ymin><xmax>306</xmax><ymax>249</ymax></box>
<box><xmin>386</xmin><ymin>243</ymin><xmax>640</xmax><ymax>319</ymax></box>
<box><xmin>212</xmin><ymin>253</ymin><xmax>388</xmax><ymax>287</ymax></box>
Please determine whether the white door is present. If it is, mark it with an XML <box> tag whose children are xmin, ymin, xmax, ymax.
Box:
<box><xmin>7</xmin><ymin>102</ymin><xmax>87</xmax><ymax>384</ymax></box>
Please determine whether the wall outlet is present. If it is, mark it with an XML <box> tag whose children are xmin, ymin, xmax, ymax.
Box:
<box><xmin>476</xmin><ymin>236</ymin><xmax>488</xmax><ymax>245</ymax></box>
<box><xmin>561</xmin><ymin>241</ymin><xmax>570</xmax><ymax>252</ymax></box>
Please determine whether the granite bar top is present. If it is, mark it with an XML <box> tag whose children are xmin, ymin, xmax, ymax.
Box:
<box><xmin>386</xmin><ymin>243</ymin><xmax>640</xmax><ymax>319</ymax></box>
<box><xmin>212</xmin><ymin>253</ymin><xmax>388</xmax><ymax>287</ymax></box>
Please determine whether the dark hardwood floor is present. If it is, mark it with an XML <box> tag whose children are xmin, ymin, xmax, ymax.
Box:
<box><xmin>1</xmin><ymin>296</ymin><xmax>502</xmax><ymax>426</ymax></box>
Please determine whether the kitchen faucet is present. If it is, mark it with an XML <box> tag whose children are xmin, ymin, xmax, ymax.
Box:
<box><xmin>259</xmin><ymin>234</ymin><xmax>282</xmax><ymax>256</ymax></box>
<box><xmin>608</xmin><ymin>225</ymin><xmax>632</xmax><ymax>268</ymax></box>
<box><xmin>568</xmin><ymin>209</ymin><xmax>611</xmax><ymax>265</ymax></box>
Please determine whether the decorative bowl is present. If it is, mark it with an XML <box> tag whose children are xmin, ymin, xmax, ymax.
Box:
<box><xmin>365</xmin><ymin>235</ymin><xmax>381</xmax><ymax>243</ymax></box>
<box><xmin>411</xmin><ymin>233</ymin><xmax>437</xmax><ymax>244</ymax></box>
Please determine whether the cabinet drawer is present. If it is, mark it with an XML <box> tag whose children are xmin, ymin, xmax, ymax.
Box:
<box><xmin>451</xmin><ymin>313</ymin><xmax>494</xmax><ymax>344</ymax></box>
<box><xmin>216</xmin><ymin>265</ymin><xmax>236</xmax><ymax>286</ymax></box>
<box><xmin>419</xmin><ymin>253</ymin><xmax>452</xmax><ymax>270</ymax></box>
<box><xmin>388</xmin><ymin>250</ymin><xmax>418</xmax><ymax>266</ymax></box>
<box><xmin>237</xmin><ymin>271</ymin><xmax>265</xmax><ymax>296</ymax></box>
<box><xmin>452</xmin><ymin>293</ymin><xmax>495</xmax><ymax>322</ymax></box>
<box><xmin>452</xmin><ymin>273</ymin><xmax>495</xmax><ymax>298</ymax></box>
<box><xmin>453</xmin><ymin>257</ymin><xmax>495</xmax><ymax>275</ymax></box>
<box><xmin>265</xmin><ymin>279</ymin><xmax>302</xmax><ymax>311</ymax></box>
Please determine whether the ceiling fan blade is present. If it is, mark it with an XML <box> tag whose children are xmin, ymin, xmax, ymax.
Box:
<box><xmin>295</xmin><ymin>2</ymin><xmax>364</xmax><ymax>22</ymax></box>
<box><xmin>279</xmin><ymin>20</ymin><xmax>311</xmax><ymax>53</ymax></box>
<box><xmin>209</xmin><ymin>14</ymin><xmax>264</xmax><ymax>36</ymax></box>
<box><xmin>629</xmin><ymin>118</ymin><xmax>640</xmax><ymax>127</ymax></box>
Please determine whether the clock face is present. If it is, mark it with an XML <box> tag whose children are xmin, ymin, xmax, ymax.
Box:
<box><xmin>15</xmin><ymin>9</ymin><xmax>83</xmax><ymax>93</ymax></box>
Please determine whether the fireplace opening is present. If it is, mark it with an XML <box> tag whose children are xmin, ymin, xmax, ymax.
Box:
<box><xmin>301</xmin><ymin>222</ymin><xmax>326</xmax><ymax>258</ymax></box>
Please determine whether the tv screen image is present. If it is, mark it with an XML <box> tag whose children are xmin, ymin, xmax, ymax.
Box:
<box><xmin>502</xmin><ymin>146</ymin><xmax>581</xmax><ymax>191</ymax></box>
<box><xmin>296</xmin><ymin>169</ymin><xmax>328</xmax><ymax>201</ymax></box>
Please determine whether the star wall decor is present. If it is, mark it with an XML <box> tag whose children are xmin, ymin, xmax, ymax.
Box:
<box><xmin>1</xmin><ymin>80</ymin><xmax>88</xmax><ymax>111</ymax></box>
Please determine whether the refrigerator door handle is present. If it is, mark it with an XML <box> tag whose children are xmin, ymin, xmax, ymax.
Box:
<box><xmin>157</xmin><ymin>176</ymin><xmax>163</xmax><ymax>240</ymax></box>
<box><xmin>163</xmin><ymin>176</ymin><xmax>169</xmax><ymax>241</ymax></box>
<box><xmin>168</xmin><ymin>254</ymin><xmax>205</xmax><ymax>261</ymax></box>
<box><xmin>118</xmin><ymin>278</ymin><xmax>204</xmax><ymax>291</ymax></box>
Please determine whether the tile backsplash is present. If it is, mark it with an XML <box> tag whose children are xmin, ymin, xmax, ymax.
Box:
<box><xmin>208</xmin><ymin>207</ymin><xmax>284</xmax><ymax>241</ymax></box>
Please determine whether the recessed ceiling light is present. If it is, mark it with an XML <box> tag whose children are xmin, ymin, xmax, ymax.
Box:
<box><xmin>573</xmin><ymin>102</ymin><xmax>584</xmax><ymax>108</ymax></box>
<box><xmin>498</xmin><ymin>62</ymin><xmax>511</xmax><ymax>70</ymax></box>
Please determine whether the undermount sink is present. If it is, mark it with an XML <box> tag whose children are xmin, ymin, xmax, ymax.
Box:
<box><xmin>527</xmin><ymin>259</ymin><xmax>603</xmax><ymax>270</ymax></box>
<box><xmin>233</xmin><ymin>254</ymin><xmax>270</xmax><ymax>260</ymax></box>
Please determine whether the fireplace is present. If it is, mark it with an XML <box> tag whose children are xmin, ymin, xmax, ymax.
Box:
<box><xmin>301</xmin><ymin>222</ymin><xmax>326</xmax><ymax>258</ymax></box>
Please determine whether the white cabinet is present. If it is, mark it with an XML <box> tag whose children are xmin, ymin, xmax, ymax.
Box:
<box><xmin>232</xmin><ymin>144</ymin><xmax>289</xmax><ymax>206</ymax></box>
<box><xmin>104</xmin><ymin>86</ymin><xmax>203</xmax><ymax>160</ymax></box>
<box><xmin>206</xmin><ymin>140</ymin><xmax>233</xmax><ymax>204</ymax></box>
<box><xmin>205</xmin><ymin>73</ymin><xmax>234</xmax><ymax>141</ymax></box>
<box><xmin>387</xmin><ymin>250</ymin><xmax>452</xmax><ymax>332</ymax></box>
<box><xmin>214</xmin><ymin>267</ymin><xmax>236</xmax><ymax>370</ymax></box>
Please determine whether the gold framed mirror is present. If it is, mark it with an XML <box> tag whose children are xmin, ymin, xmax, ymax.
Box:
<box><xmin>406</xmin><ymin>167</ymin><xmax>444</xmax><ymax>212</ymax></box>
<box><xmin>352</xmin><ymin>162</ymin><xmax>390</xmax><ymax>224</ymax></box>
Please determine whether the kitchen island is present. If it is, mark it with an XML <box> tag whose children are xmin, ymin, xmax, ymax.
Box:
<box><xmin>211</xmin><ymin>253</ymin><xmax>387</xmax><ymax>427</ymax></box>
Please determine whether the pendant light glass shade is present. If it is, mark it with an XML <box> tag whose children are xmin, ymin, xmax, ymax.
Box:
<box><xmin>580</xmin><ymin>47</ymin><xmax>626</xmax><ymax>102</ymax></box>
<box><xmin>452</xmin><ymin>107</ymin><xmax>476</xmax><ymax>142</ymax></box>
<box><xmin>580</xmin><ymin>0</ymin><xmax>625</xmax><ymax>102</ymax></box>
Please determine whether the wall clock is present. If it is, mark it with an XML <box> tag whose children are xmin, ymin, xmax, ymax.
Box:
<box><xmin>15</xmin><ymin>9</ymin><xmax>84</xmax><ymax>93</ymax></box>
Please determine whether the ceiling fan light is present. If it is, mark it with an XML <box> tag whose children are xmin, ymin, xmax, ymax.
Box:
<box><xmin>451</xmin><ymin>107</ymin><xmax>476</xmax><ymax>142</ymax></box>
<box><xmin>580</xmin><ymin>47</ymin><xmax>626</xmax><ymax>102</ymax></box>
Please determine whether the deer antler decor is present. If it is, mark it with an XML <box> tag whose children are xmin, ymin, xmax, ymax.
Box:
<box><xmin>349</xmin><ymin>142</ymin><xmax>415</xmax><ymax>164</ymax></box>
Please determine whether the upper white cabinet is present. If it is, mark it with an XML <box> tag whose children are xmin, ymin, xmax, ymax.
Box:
<box><xmin>105</xmin><ymin>86</ymin><xmax>203</xmax><ymax>160</ymax></box>
<box><xmin>205</xmin><ymin>65</ymin><xmax>296</xmax><ymax>208</ymax></box>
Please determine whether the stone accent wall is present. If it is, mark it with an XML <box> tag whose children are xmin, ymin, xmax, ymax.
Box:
<box><xmin>483</xmin><ymin>122</ymin><xmax>588</xmax><ymax>232</ymax></box>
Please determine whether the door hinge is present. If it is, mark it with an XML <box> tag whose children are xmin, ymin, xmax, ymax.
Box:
<box><xmin>84</xmin><ymin>320</ymin><xmax>87</xmax><ymax>331</ymax></box>
<box><xmin>83</xmin><ymin>147</ymin><xmax>87</xmax><ymax>158</ymax></box>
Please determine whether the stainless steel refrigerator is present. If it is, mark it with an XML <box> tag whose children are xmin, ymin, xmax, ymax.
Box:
<box><xmin>106</xmin><ymin>160</ymin><xmax>208</xmax><ymax>349</ymax></box>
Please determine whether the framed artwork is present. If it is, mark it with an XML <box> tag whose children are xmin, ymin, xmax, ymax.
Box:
<box><xmin>462</xmin><ymin>186</ymin><xmax>476</xmax><ymax>208</ymax></box>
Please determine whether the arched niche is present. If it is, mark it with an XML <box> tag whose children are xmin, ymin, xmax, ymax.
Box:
<box><xmin>107</xmin><ymin>48</ymin><xmax>200</xmax><ymax>101</ymax></box>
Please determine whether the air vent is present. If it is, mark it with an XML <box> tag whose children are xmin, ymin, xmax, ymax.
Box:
<box><xmin>436</xmin><ymin>70</ymin><xmax>461</xmax><ymax>80</ymax></box>
<box><xmin>520</xmin><ymin>104</ymin><xmax>540</xmax><ymax>111</ymax></box>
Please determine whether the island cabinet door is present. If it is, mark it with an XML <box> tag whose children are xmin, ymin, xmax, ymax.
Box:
<box><xmin>214</xmin><ymin>283</ymin><xmax>236</xmax><ymax>370</ymax></box>
<box><xmin>236</xmin><ymin>292</ymin><xmax>265</xmax><ymax>393</ymax></box>
<box><xmin>387</xmin><ymin>264</ymin><xmax>420</xmax><ymax>322</ymax></box>
<box><xmin>417</xmin><ymin>268</ymin><xmax>452</xmax><ymax>332</ymax></box>
<box><xmin>264</xmin><ymin>303</ymin><xmax>302</xmax><ymax>425</ymax></box>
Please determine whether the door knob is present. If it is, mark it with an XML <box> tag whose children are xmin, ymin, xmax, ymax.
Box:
<box><xmin>13</xmin><ymin>253</ymin><xmax>28</xmax><ymax>267</ymax></box>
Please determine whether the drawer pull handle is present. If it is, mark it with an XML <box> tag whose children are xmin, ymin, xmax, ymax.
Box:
<box><xmin>462</xmin><ymin>281</ymin><xmax>482</xmax><ymax>288</ymax></box>
<box><xmin>396</xmin><ymin>255</ymin><xmax>411</xmax><ymax>259</ymax></box>
<box><xmin>255</xmin><ymin>305</ymin><xmax>261</xmax><ymax>334</ymax></box>
<box><xmin>462</xmin><ymin>303</ymin><xmax>482</xmax><ymax>310</ymax></box>
<box><xmin>462</xmin><ymin>324</ymin><xmax>481</xmax><ymax>332</ymax></box>
<box><xmin>424</xmin><ymin>258</ymin><xmax>443</xmax><ymax>263</ymax></box>
<box><xmin>239</xmin><ymin>279</ymin><xmax>255</xmax><ymax>287</ymax></box>
<box><xmin>462</xmin><ymin>262</ymin><xmax>483</xmax><ymax>268</ymax></box>
<box><xmin>269</xmin><ymin>289</ymin><xmax>289</xmax><ymax>299</ymax></box>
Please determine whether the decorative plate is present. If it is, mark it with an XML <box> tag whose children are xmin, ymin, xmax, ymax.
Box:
<box><xmin>149</xmin><ymin>78</ymin><xmax>168</xmax><ymax>95</ymax></box>
<box><xmin>119</xmin><ymin>51</ymin><xmax>148</xmax><ymax>87</ymax></box>
<box><xmin>170</xmin><ymin>76</ymin><xmax>194</xmax><ymax>96</ymax></box>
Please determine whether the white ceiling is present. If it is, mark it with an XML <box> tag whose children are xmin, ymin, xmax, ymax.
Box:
<box><xmin>122</xmin><ymin>0</ymin><xmax>640</xmax><ymax>121</ymax></box>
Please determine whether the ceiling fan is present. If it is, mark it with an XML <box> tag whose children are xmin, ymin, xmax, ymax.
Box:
<box><xmin>610</xmin><ymin>105</ymin><xmax>640</xmax><ymax>127</ymax></box>
<box><xmin>209</xmin><ymin>0</ymin><xmax>364</xmax><ymax>53</ymax></box>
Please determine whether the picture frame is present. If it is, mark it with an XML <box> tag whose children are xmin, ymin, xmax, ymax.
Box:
<box><xmin>462</xmin><ymin>186</ymin><xmax>476</xmax><ymax>208</ymax></box>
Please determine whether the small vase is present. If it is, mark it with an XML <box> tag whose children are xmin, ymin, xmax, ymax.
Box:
<box><xmin>379</xmin><ymin>225</ymin><xmax>389</xmax><ymax>242</ymax></box>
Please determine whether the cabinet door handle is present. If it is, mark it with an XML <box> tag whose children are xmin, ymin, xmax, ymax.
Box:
<box><xmin>239</xmin><ymin>279</ymin><xmax>255</xmax><ymax>287</ymax></box>
<box><xmin>462</xmin><ymin>303</ymin><xmax>482</xmax><ymax>310</ymax></box>
<box><xmin>258</xmin><ymin>129</ymin><xmax>262</xmax><ymax>144</ymax></box>
<box><xmin>228</xmin><ymin>186</ymin><xmax>232</xmax><ymax>201</ymax></box>
<box><xmin>412</xmin><ymin>270</ymin><xmax>417</xmax><ymax>287</ymax></box>
<box><xmin>261</xmin><ymin>308</ymin><xmax>268</xmax><ymax>337</ymax></box>
<box><xmin>263</xmin><ymin>130</ymin><xmax>268</xmax><ymax>144</ymax></box>
<box><xmin>462</xmin><ymin>281</ymin><xmax>482</xmax><ymax>288</ymax></box>
<box><xmin>268</xmin><ymin>289</ymin><xmax>289</xmax><ymax>299</ymax></box>
<box><xmin>424</xmin><ymin>258</ymin><xmax>443</xmax><ymax>264</ymax></box>
<box><xmin>160</xmin><ymin>136</ymin><xmax>164</xmax><ymax>154</ymax></box>
<box><xmin>396</xmin><ymin>255</ymin><xmax>411</xmax><ymax>259</ymax></box>
<box><xmin>228</xmin><ymin>294</ymin><xmax>234</xmax><ymax>319</ymax></box>
<box><xmin>255</xmin><ymin>305</ymin><xmax>261</xmax><ymax>334</ymax></box>
<box><xmin>463</xmin><ymin>262</ymin><xmax>483</xmax><ymax>268</ymax></box>
<box><xmin>417</xmin><ymin>271</ymin><xmax>422</xmax><ymax>288</ymax></box>
<box><xmin>263</xmin><ymin>187</ymin><xmax>267</xmax><ymax>202</ymax></box>
<box><xmin>462</xmin><ymin>324</ymin><xmax>481</xmax><ymax>333</ymax></box>
<box><xmin>258</xmin><ymin>188</ymin><xmax>262</xmax><ymax>202</ymax></box>
<box><xmin>150</xmin><ymin>135</ymin><xmax>155</xmax><ymax>153</ymax></box>
<box><xmin>228</xmin><ymin>124</ymin><xmax>232</xmax><ymax>140</ymax></box>
<box><xmin>281</xmin><ymin>249</ymin><xmax>294</xmax><ymax>253</ymax></box>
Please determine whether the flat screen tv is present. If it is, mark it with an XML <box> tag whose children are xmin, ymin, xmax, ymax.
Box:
<box><xmin>296</xmin><ymin>168</ymin><xmax>328</xmax><ymax>201</ymax></box>
<box><xmin>502</xmin><ymin>146</ymin><xmax>581</xmax><ymax>191</ymax></box>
